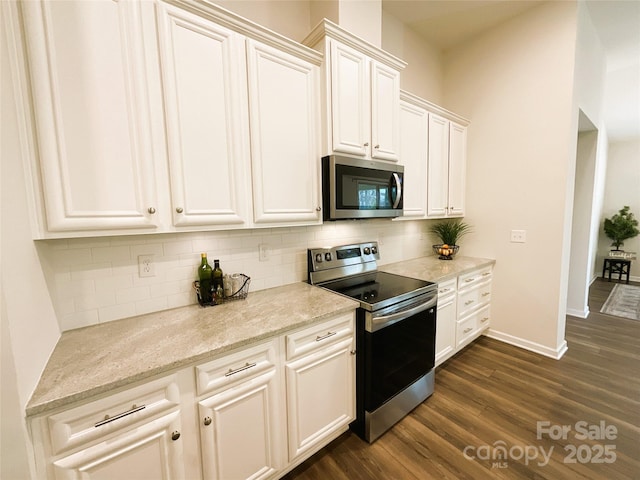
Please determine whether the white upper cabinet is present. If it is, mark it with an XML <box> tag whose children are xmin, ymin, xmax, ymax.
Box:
<box><xmin>16</xmin><ymin>0</ymin><xmax>323</xmax><ymax>237</ymax></box>
<box><xmin>21</xmin><ymin>0</ymin><xmax>160</xmax><ymax>233</ymax></box>
<box><xmin>427</xmin><ymin>112</ymin><xmax>468</xmax><ymax>218</ymax></box>
<box><xmin>304</xmin><ymin>20</ymin><xmax>405</xmax><ymax>162</ymax></box>
<box><xmin>155</xmin><ymin>3</ymin><xmax>251</xmax><ymax>228</ymax></box>
<box><xmin>246</xmin><ymin>40</ymin><xmax>322</xmax><ymax>225</ymax></box>
<box><xmin>398</xmin><ymin>96</ymin><xmax>428</xmax><ymax>219</ymax></box>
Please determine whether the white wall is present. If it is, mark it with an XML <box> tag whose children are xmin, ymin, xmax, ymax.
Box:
<box><xmin>381</xmin><ymin>9</ymin><xmax>444</xmax><ymax>104</ymax></box>
<box><xmin>1</xmin><ymin>3</ymin><xmax>60</xmax><ymax>477</ymax></box>
<box><xmin>598</xmin><ymin>139</ymin><xmax>640</xmax><ymax>279</ymax></box>
<box><xmin>442</xmin><ymin>2</ymin><xmax>579</xmax><ymax>358</ymax></box>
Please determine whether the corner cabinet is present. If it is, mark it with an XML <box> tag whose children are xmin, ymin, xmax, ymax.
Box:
<box><xmin>303</xmin><ymin>19</ymin><xmax>406</xmax><ymax>161</ymax></box>
<box><xmin>20</xmin><ymin>0</ymin><xmax>161</xmax><ymax>233</ymax></box>
<box><xmin>16</xmin><ymin>0</ymin><xmax>322</xmax><ymax>238</ymax></box>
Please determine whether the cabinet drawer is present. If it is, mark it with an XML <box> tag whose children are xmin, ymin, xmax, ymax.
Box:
<box><xmin>196</xmin><ymin>339</ymin><xmax>278</xmax><ymax>397</ymax></box>
<box><xmin>285</xmin><ymin>312</ymin><xmax>354</xmax><ymax>361</ymax></box>
<box><xmin>437</xmin><ymin>278</ymin><xmax>457</xmax><ymax>299</ymax></box>
<box><xmin>477</xmin><ymin>304</ymin><xmax>491</xmax><ymax>330</ymax></box>
<box><xmin>46</xmin><ymin>374</ymin><xmax>180</xmax><ymax>455</ymax></box>
<box><xmin>457</xmin><ymin>280</ymin><xmax>491</xmax><ymax>317</ymax></box>
<box><xmin>458</xmin><ymin>266</ymin><xmax>492</xmax><ymax>290</ymax></box>
<box><xmin>456</xmin><ymin>315</ymin><xmax>477</xmax><ymax>347</ymax></box>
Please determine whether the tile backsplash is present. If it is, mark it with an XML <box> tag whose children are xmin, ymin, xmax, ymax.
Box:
<box><xmin>37</xmin><ymin>220</ymin><xmax>433</xmax><ymax>331</ymax></box>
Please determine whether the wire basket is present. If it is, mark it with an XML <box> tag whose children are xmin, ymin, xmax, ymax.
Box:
<box><xmin>193</xmin><ymin>274</ymin><xmax>251</xmax><ymax>307</ymax></box>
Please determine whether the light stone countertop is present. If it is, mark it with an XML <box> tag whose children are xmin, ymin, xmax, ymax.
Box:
<box><xmin>380</xmin><ymin>255</ymin><xmax>496</xmax><ymax>283</ymax></box>
<box><xmin>26</xmin><ymin>282</ymin><xmax>359</xmax><ymax>417</ymax></box>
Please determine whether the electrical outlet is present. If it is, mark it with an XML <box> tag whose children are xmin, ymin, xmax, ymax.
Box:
<box><xmin>138</xmin><ymin>254</ymin><xmax>155</xmax><ymax>277</ymax></box>
<box><xmin>510</xmin><ymin>230</ymin><xmax>527</xmax><ymax>243</ymax></box>
<box><xmin>259</xmin><ymin>244</ymin><xmax>269</xmax><ymax>262</ymax></box>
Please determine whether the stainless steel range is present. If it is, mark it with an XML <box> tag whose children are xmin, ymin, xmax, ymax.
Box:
<box><xmin>308</xmin><ymin>241</ymin><xmax>437</xmax><ymax>443</ymax></box>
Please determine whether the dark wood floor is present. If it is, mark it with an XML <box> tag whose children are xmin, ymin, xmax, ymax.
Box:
<box><xmin>283</xmin><ymin>278</ymin><xmax>640</xmax><ymax>480</ymax></box>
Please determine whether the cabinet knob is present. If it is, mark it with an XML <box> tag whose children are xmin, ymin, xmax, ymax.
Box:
<box><xmin>316</xmin><ymin>206</ymin><xmax>321</xmax><ymax>211</ymax></box>
<box><xmin>374</xmin><ymin>144</ymin><xmax>380</xmax><ymax>149</ymax></box>
<box><xmin>364</xmin><ymin>142</ymin><xmax>369</xmax><ymax>147</ymax></box>
<box><xmin>350</xmin><ymin>350</ymin><xmax>356</xmax><ymax>355</ymax></box>
<box><xmin>203</xmin><ymin>417</ymin><xmax>212</xmax><ymax>426</ymax></box>
<box><xmin>171</xmin><ymin>431</ymin><xmax>181</xmax><ymax>441</ymax></box>
<box><xmin>147</xmin><ymin>207</ymin><xmax>156</xmax><ymax>214</ymax></box>
<box><xmin>176</xmin><ymin>207</ymin><xmax>184</xmax><ymax>214</ymax></box>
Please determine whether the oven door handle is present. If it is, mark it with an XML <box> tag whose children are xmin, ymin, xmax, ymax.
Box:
<box><xmin>367</xmin><ymin>295</ymin><xmax>437</xmax><ymax>333</ymax></box>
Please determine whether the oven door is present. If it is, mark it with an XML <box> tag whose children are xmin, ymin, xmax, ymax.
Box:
<box><xmin>363</xmin><ymin>294</ymin><xmax>436</xmax><ymax>412</ymax></box>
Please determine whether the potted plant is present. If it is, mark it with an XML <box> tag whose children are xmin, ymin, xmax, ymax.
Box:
<box><xmin>429</xmin><ymin>219</ymin><xmax>472</xmax><ymax>260</ymax></box>
<box><xmin>603</xmin><ymin>206</ymin><xmax>639</xmax><ymax>251</ymax></box>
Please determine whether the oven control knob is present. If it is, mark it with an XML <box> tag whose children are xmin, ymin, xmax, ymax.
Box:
<box><xmin>363</xmin><ymin>247</ymin><xmax>371</xmax><ymax>255</ymax></box>
<box><xmin>371</xmin><ymin>246</ymin><xmax>378</xmax><ymax>255</ymax></box>
<box><xmin>325</xmin><ymin>252</ymin><xmax>332</xmax><ymax>261</ymax></box>
<box><xmin>315</xmin><ymin>253</ymin><xmax>323</xmax><ymax>263</ymax></box>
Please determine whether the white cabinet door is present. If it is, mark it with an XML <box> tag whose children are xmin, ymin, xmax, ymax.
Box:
<box><xmin>427</xmin><ymin>113</ymin><xmax>467</xmax><ymax>218</ymax></box>
<box><xmin>435</xmin><ymin>294</ymin><xmax>456</xmax><ymax>366</ymax></box>
<box><xmin>156</xmin><ymin>4</ymin><xmax>251</xmax><ymax>228</ymax></box>
<box><xmin>329</xmin><ymin>40</ymin><xmax>370</xmax><ymax>157</ymax></box>
<box><xmin>246</xmin><ymin>40</ymin><xmax>321</xmax><ymax>225</ymax></box>
<box><xmin>285</xmin><ymin>338</ymin><xmax>355</xmax><ymax>461</ymax></box>
<box><xmin>22</xmin><ymin>0</ymin><xmax>159</xmax><ymax>233</ymax></box>
<box><xmin>448</xmin><ymin>122</ymin><xmax>467</xmax><ymax>217</ymax></box>
<box><xmin>398</xmin><ymin>100</ymin><xmax>428</xmax><ymax>218</ymax></box>
<box><xmin>426</xmin><ymin>113</ymin><xmax>449</xmax><ymax>218</ymax></box>
<box><xmin>370</xmin><ymin>61</ymin><xmax>400</xmax><ymax>161</ymax></box>
<box><xmin>198</xmin><ymin>369</ymin><xmax>282</xmax><ymax>480</ymax></box>
<box><xmin>52</xmin><ymin>411</ymin><xmax>184</xmax><ymax>480</ymax></box>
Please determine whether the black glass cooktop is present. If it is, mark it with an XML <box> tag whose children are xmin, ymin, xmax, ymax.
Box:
<box><xmin>319</xmin><ymin>271</ymin><xmax>435</xmax><ymax>311</ymax></box>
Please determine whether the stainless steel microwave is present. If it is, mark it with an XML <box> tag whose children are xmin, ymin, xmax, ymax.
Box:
<box><xmin>321</xmin><ymin>155</ymin><xmax>404</xmax><ymax>220</ymax></box>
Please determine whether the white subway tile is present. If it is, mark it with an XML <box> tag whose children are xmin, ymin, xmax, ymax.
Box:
<box><xmin>95</xmin><ymin>275</ymin><xmax>133</xmax><ymax>292</ymax></box>
<box><xmin>70</xmin><ymin>263</ymin><xmax>112</xmax><ymax>280</ymax></box>
<box><xmin>61</xmin><ymin>309</ymin><xmax>99</xmax><ymax>331</ymax></box>
<box><xmin>163</xmin><ymin>239</ymin><xmax>194</xmax><ymax>256</ymax></box>
<box><xmin>116</xmin><ymin>286</ymin><xmax>150</xmax><ymax>304</ymax></box>
<box><xmin>136</xmin><ymin>297</ymin><xmax>168</xmax><ymax>316</ymax></box>
<box><xmin>92</xmin><ymin>245</ymin><xmax>131</xmax><ymax>263</ymax></box>
<box><xmin>99</xmin><ymin>303</ymin><xmax>136</xmax><ymax>323</ymax></box>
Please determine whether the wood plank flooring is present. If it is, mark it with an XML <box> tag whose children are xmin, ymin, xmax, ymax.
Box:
<box><xmin>282</xmin><ymin>278</ymin><xmax>640</xmax><ymax>480</ymax></box>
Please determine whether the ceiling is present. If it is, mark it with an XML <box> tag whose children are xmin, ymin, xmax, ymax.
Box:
<box><xmin>382</xmin><ymin>0</ymin><xmax>640</xmax><ymax>141</ymax></box>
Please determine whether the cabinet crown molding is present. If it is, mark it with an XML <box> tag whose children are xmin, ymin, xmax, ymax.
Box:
<box><xmin>163</xmin><ymin>0</ymin><xmax>322</xmax><ymax>65</ymax></box>
<box><xmin>303</xmin><ymin>18</ymin><xmax>407</xmax><ymax>71</ymax></box>
<box><xmin>400</xmin><ymin>90</ymin><xmax>469</xmax><ymax>126</ymax></box>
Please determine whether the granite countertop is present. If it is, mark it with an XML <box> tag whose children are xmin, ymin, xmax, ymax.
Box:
<box><xmin>26</xmin><ymin>282</ymin><xmax>359</xmax><ymax>417</ymax></box>
<box><xmin>380</xmin><ymin>255</ymin><xmax>496</xmax><ymax>283</ymax></box>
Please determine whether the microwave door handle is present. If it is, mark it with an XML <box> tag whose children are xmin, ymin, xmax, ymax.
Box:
<box><xmin>391</xmin><ymin>173</ymin><xmax>402</xmax><ymax>209</ymax></box>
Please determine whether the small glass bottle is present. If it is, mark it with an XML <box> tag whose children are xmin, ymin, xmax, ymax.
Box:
<box><xmin>197</xmin><ymin>253</ymin><xmax>213</xmax><ymax>304</ymax></box>
<box><xmin>212</xmin><ymin>259</ymin><xmax>224</xmax><ymax>293</ymax></box>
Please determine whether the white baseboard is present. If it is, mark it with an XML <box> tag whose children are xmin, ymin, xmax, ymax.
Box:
<box><xmin>566</xmin><ymin>307</ymin><xmax>590</xmax><ymax>318</ymax></box>
<box><xmin>597</xmin><ymin>273</ymin><xmax>640</xmax><ymax>283</ymax></box>
<box><xmin>484</xmin><ymin>329</ymin><xmax>568</xmax><ymax>360</ymax></box>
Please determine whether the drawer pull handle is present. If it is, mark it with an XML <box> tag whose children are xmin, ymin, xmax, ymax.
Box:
<box><xmin>439</xmin><ymin>288</ymin><xmax>452</xmax><ymax>294</ymax></box>
<box><xmin>464</xmin><ymin>278</ymin><xmax>474</xmax><ymax>283</ymax></box>
<box><xmin>316</xmin><ymin>331</ymin><xmax>337</xmax><ymax>342</ymax></box>
<box><xmin>463</xmin><ymin>327</ymin><xmax>473</xmax><ymax>334</ymax></box>
<box><xmin>482</xmin><ymin>292</ymin><xmax>490</xmax><ymax>297</ymax></box>
<box><xmin>481</xmin><ymin>317</ymin><xmax>489</xmax><ymax>323</ymax></box>
<box><xmin>225</xmin><ymin>362</ymin><xmax>257</xmax><ymax>377</ymax></box>
<box><xmin>482</xmin><ymin>272</ymin><xmax>491</xmax><ymax>276</ymax></box>
<box><xmin>465</xmin><ymin>300</ymin><xmax>474</xmax><ymax>306</ymax></box>
<box><xmin>95</xmin><ymin>404</ymin><xmax>146</xmax><ymax>428</ymax></box>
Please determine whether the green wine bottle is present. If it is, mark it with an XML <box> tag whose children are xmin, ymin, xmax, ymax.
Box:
<box><xmin>212</xmin><ymin>259</ymin><xmax>224</xmax><ymax>295</ymax></box>
<box><xmin>198</xmin><ymin>253</ymin><xmax>213</xmax><ymax>304</ymax></box>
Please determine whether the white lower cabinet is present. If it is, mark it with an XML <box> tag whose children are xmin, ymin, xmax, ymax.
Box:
<box><xmin>30</xmin><ymin>374</ymin><xmax>188</xmax><ymax>480</ymax></box>
<box><xmin>196</xmin><ymin>340</ymin><xmax>283</xmax><ymax>480</ymax></box>
<box><xmin>284</xmin><ymin>314</ymin><xmax>355</xmax><ymax>462</ymax></box>
<box><xmin>435</xmin><ymin>279</ymin><xmax>457</xmax><ymax>366</ymax></box>
<box><xmin>29</xmin><ymin>312</ymin><xmax>356</xmax><ymax>480</ymax></box>
<box><xmin>435</xmin><ymin>266</ymin><xmax>493</xmax><ymax>367</ymax></box>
